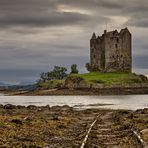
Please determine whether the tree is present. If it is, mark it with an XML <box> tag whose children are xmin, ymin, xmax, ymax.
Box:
<box><xmin>52</xmin><ymin>66</ymin><xmax>67</xmax><ymax>80</ymax></box>
<box><xmin>39</xmin><ymin>72</ymin><xmax>48</xmax><ymax>82</ymax></box>
<box><xmin>70</xmin><ymin>64</ymin><xmax>79</xmax><ymax>74</ymax></box>
<box><xmin>39</xmin><ymin>66</ymin><xmax>68</xmax><ymax>82</ymax></box>
<box><xmin>85</xmin><ymin>63</ymin><xmax>91</xmax><ymax>72</ymax></box>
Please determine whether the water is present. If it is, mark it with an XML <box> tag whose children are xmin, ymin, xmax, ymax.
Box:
<box><xmin>0</xmin><ymin>95</ymin><xmax>148</xmax><ymax>110</ymax></box>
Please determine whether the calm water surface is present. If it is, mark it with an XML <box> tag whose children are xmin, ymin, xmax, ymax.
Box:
<box><xmin>0</xmin><ymin>94</ymin><xmax>147</xmax><ymax>110</ymax></box>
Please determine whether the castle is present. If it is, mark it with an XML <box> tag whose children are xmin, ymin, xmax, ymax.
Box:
<box><xmin>89</xmin><ymin>28</ymin><xmax>132</xmax><ymax>72</ymax></box>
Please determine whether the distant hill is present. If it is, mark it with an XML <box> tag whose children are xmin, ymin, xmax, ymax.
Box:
<box><xmin>18</xmin><ymin>81</ymin><xmax>35</xmax><ymax>86</ymax></box>
<box><xmin>0</xmin><ymin>81</ymin><xmax>37</xmax><ymax>91</ymax></box>
<box><xmin>0</xmin><ymin>82</ymin><xmax>10</xmax><ymax>87</ymax></box>
<box><xmin>0</xmin><ymin>81</ymin><xmax>35</xmax><ymax>87</ymax></box>
<box><xmin>8</xmin><ymin>84</ymin><xmax>37</xmax><ymax>91</ymax></box>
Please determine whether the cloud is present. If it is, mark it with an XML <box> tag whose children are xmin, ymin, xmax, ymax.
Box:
<box><xmin>0</xmin><ymin>0</ymin><xmax>148</xmax><ymax>83</ymax></box>
<box><xmin>133</xmin><ymin>55</ymin><xmax>148</xmax><ymax>69</ymax></box>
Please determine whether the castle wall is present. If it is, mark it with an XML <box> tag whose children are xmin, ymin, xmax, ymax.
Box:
<box><xmin>104</xmin><ymin>32</ymin><xmax>122</xmax><ymax>72</ymax></box>
<box><xmin>100</xmin><ymin>37</ymin><xmax>105</xmax><ymax>70</ymax></box>
<box><xmin>90</xmin><ymin>38</ymin><xmax>99</xmax><ymax>69</ymax></box>
<box><xmin>90</xmin><ymin>28</ymin><xmax>132</xmax><ymax>73</ymax></box>
<box><xmin>120</xmin><ymin>31</ymin><xmax>132</xmax><ymax>72</ymax></box>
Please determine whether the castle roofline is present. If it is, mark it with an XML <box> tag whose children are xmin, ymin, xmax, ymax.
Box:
<box><xmin>104</xmin><ymin>30</ymin><xmax>119</xmax><ymax>36</ymax></box>
<box><xmin>91</xmin><ymin>32</ymin><xmax>97</xmax><ymax>39</ymax></box>
<box><xmin>120</xmin><ymin>27</ymin><xmax>131</xmax><ymax>35</ymax></box>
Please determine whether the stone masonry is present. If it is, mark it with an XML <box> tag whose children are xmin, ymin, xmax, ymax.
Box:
<box><xmin>90</xmin><ymin>28</ymin><xmax>132</xmax><ymax>72</ymax></box>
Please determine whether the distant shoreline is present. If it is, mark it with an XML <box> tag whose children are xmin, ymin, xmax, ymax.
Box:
<box><xmin>1</xmin><ymin>86</ymin><xmax>148</xmax><ymax>96</ymax></box>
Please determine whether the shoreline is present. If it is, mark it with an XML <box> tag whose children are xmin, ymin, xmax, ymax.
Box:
<box><xmin>0</xmin><ymin>104</ymin><xmax>147</xmax><ymax>147</ymax></box>
<box><xmin>14</xmin><ymin>87</ymin><xmax>148</xmax><ymax>96</ymax></box>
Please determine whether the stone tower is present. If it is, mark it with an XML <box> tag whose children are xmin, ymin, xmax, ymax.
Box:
<box><xmin>90</xmin><ymin>28</ymin><xmax>132</xmax><ymax>72</ymax></box>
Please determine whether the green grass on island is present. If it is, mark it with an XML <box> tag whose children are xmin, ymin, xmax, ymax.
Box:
<box><xmin>71</xmin><ymin>72</ymin><xmax>148</xmax><ymax>85</ymax></box>
<box><xmin>38</xmin><ymin>72</ymin><xmax>148</xmax><ymax>89</ymax></box>
<box><xmin>37</xmin><ymin>80</ymin><xmax>64</xmax><ymax>89</ymax></box>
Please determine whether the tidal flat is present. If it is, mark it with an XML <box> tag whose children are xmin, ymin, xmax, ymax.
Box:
<box><xmin>0</xmin><ymin>104</ymin><xmax>148</xmax><ymax>147</ymax></box>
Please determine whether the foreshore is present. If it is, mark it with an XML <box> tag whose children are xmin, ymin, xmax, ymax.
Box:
<box><xmin>0</xmin><ymin>104</ymin><xmax>148</xmax><ymax>147</ymax></box>
<box><xmin>4</xmin><ymin>87</ymin><xmax>148</xmax><ymax>96</ymax></box>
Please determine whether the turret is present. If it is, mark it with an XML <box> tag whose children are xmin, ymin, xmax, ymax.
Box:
<box><xmin>90</xmin><ymin>32</ymin><xmax>98</xmax><ymax>70</ymax></box>
<box><xmin>90</xmin><ymin>32</ymin><xmax>97</xmax><ymax>48</ymax></box>
<box><xmin>91</xmin><ymin>32</ymin><xmax>96</xmax><ymax>40</ymax></box>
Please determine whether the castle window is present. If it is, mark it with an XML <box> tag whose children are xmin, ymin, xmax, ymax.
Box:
<box><xmin>115</xmin><ymin>44</ymin><xmax>118</xmax><ymax>48</ymax></box>
<box><xmin>116</xmin><ymin>38</ymin><xmax>119</xmax><ymax>43</ymax></box>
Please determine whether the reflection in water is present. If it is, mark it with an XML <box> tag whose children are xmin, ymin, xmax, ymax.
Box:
<box><xmin>0</xmin><ymin>95</ymin><xmax>147</xmax><ymax>110</ymax></box>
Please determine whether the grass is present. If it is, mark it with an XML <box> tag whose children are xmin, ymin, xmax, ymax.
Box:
<box><xmin>38</xmin><ymin>80</ymin><xmax>64</xmax><ymax>89</ymax></box>
<box><xmin>70</xmin><ymin>72</ymin><xmax>147</xmax><ymax>85</ymax></box>
<box><xmin>37</xmin><ymin>72</ymin><xmax>148</xmax><ymax>89</ymax></box>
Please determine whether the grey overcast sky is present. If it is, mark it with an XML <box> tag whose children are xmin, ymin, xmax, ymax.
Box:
<box><xmin>0</xmin><ymin>0</ymin><xmax>148</xmax><ymax>84</ymax></box>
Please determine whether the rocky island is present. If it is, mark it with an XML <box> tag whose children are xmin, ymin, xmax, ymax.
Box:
<box><xmin>1</xmin><ymin>28</ymin><xmax>147</xmax><ymax>96</ymax></box>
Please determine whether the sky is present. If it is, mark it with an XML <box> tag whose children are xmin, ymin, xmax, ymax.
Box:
<box><xmin>0</xmin><ymin>0</ymin><xmax>148</xmax><ymax>84</ymax></box>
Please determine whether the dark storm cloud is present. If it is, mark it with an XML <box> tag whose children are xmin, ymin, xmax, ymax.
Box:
<box><xmin>127</xmin><ymin>19</ymin><xmax>148</xmax><ymax>28</ymax></box>
<box><xmin>0</xmin><ymin>3</ymin><xmax>90</xmax><ymax>28</ymax></box>
<box><xmin>0</xmin><ymin>0</ymin><xmax>148</xmax><ymax>28</ymax></box>
<box><xmin>59</xmin><ymin>0</ymin><xmax>123</xmax><ymax>9</ymax></box>
<box><xmin>0</xmin><ymin>0</ymin><xmax>148</xmax><ymax>83</ymax></box>
<box><xmin>0</xmin><ymin>12</ymin><xmax>90</xmax><ymax>27</ymax></box>
<box><xmin>0</xmin><ymin>0</ymin><xmax>121</xmax><ymax>29</ymax></box>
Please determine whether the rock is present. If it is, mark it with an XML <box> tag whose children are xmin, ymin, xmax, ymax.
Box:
<box><xmin>61</xmin><ymin>105</ymin><xmax>72</xmax><ymax>111</ymax></box>
<box><xmin>135</xmin><ymin>109</ymin><xmax>143</xmax><ymax>113</ymax></box>
<box><xmin>142</xmin><ymin>108</ymin><xmax>148</xmax><ymax>114</ymax></box>
<box><xmin>127</xmin><ymin>113</ymin><xmax>134</xmax><ymax>119</ymax></box>
<box><xmin>119</xmin><ymin>123</ymin><xmax>132</xmax><ymax>130</ymax></box>
<box><xmin>27</xmin><ymin>105</ymin><xmax>37</xmax><ymax>110</ymax></box>
<box><xmin>11</xmin><ymin>119</ymin><xmax>23</xmax><ymax>125</ymax></box>
<box><xmin>16</xmin><ymin>136</ymin><xmax>33</xmax><ymax>142</ymax></box>
<box><xmin>4</xmin><ymin>104</ymin><xmax>16</xmax><ymax>109</ymax></box>
<box><xmin>64</xmin><ymin>76</ymin><xmax>87</xmax><ymax>89</ymax></box>
<box><xmin>140</xmin><ymin>129</ymin><xmax>148</xmax><ymax>141</ymax></box>
<box><xmin>17</xmin><ymin>105</ymin><xmax>25</xmax><ymax>109</ymax></box>
<box><xmin>37</xmin><ymin>108</ymin><xmax>42</xmax><ymax>111</ymax></box>
<box><xmin>24</xmin><ymin>116</ymin><xmax>33</xmax><ymax>121</ymax></box>
<box><xmin>0</xmin><ymin>104</ymin><xmax>3</xmax><ymax>108</ymax></box>
<box><xmin>51</xmin><ymin>115</ymin><xmax>59</xmax><ymax>120</ymax></box>
<box><xmin>48</xmin><ymin>115</ymin><xmax>59</xmax><ymax>120</ymax></box>
<box><xmin>118</xmin><ymin>110</ymin><xmax>131</xmax><ymax>115</ymax></box>
<box><xmin>51</xmin><ymin>106</ymin><xmax>61</xmax><ymax>111</ymax></box>
<box><xmin>45</xmin><ymin>105</ymin><xmax>50</xmax><ymax>109</ymax></box>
